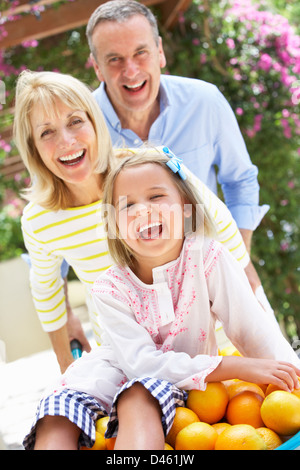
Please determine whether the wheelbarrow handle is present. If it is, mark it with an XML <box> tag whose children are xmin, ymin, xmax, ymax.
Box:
<box><xmin>275</xmin><ymin>431</ymin><xmax>300</xmax><ymax>450</ymax></box>
<box><xmin>70</xmin><ymin>339</ymin><xmax>82</xmax><ymax>360</ymax></box>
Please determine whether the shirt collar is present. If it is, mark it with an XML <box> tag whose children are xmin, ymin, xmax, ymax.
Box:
<box><xmin>98</xmin><ymin>82</ymin><xmax>121</xmax><ymax>130</ymax></box>
<box><xmin>98</xmin><ymin>76</ymin><xmax>171</xmax><ymax>130</ymax></box>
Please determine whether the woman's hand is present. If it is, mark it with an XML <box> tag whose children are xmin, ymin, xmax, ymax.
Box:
<box><xmin>48</xmin><ymin>312</ymin><xmax>91</xmax><ymax>374</ymax></box>
<box><xmin>48</xmin><ymin>326</ymin><xmax>75</xmax><ymax>374</ymax></box>
<box><xmin>66</xmin><ymin>309</ymin><xmax>92</xmax><ymax>354</ymax></box>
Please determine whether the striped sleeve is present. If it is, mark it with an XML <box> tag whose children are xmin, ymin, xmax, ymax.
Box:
<box><xmin>183</xmin><ymin>165</ymin><xmax>250</xmax><ymax>268</ymax></box>
<box><xmin>21</xmin><ymin>204</ymin><xmax>68</xmax><ymax>332</ymax></box>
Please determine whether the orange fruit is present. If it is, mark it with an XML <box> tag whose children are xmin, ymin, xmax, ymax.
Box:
<box><xmin>212</xmin><ymin>422</ymin><xmax>231</xmax><ymax>435</ymax></box>
<box><xmin>215</xmin><ymin>424</ymin><xmax>267</xmax><ymax>450</ymax></box>
<box><xmin>224</xmin><ymin>380</ymin><xmax>265</xmax><ymax>400</ymax></box>
<box><xmin>260</xmin><ymin>390</ymin><xmax>300</xmax><ymax>435</ymax></box>
<box><xmin>81</xmin><ymin>431</ymin><xmax>106</xmax><ymax>450</ymax></box>
<box><xmin>265</xmin><ymin>383</ymin><xmax>280</xmax><ymax>396</ymax></box>
<box><xmin>186</xmin><ymin>382</ymin><xmax>229</xmax><ymax>424</ymax></box>
<box><xmin>105</xmin><ymin>436</ymin><xmax>116</xmax><ymax>450</ymax></box>
<box><xmin>293</xmin><ymin>387</ymin><xmax>300</xmax><ymax>399</ymax></box>
<box><xmin>256</xmin><ymin>427</ymin><xmax>283</xmax><ymax>450</ymax></box>
<box><xmin>95</xmin><ymin>416</ymin><xmax>109</xmax><ymax>435</ymax></box>
<box><xmin>266</xmin><ymin>377</ymin><xmax>300</xmax><ymax>397</ymax></box>
<box><xmin>257</xmin><ymin>383</ymin><xmax>268</xmax><ymax>394</ymax></box>
<box><xmin>219</xmin><ymin>346</ymin><xmax>241</xmax><ymax>356</ymax></box>
<box><xmin>175</xmin><ymin>422</ymin><xmax>218</xmax><ymax>450</ymax></box>
<box><xmin>166</xmin><ymin>407</ymin><xmax>200</xmax><ymax>448</ymax></box>
<box><xmin>226</xmin><ymin>391</ymin><xmax>264</xmax><ymax>428</ymax></box>
<box><xmin>164</xmin><ymin>443</ymin><xmax>173</xmax><ymax>450</ymax></box>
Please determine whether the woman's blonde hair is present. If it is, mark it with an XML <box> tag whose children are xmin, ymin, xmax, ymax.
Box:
<box><xmin>13</xmin><ymin>70</ymin><xmax>113</xmax><ymax>210</ymax></box>
<box><xmin>102</xmin><ymin>147</ymin><xmax>217</xmax><ymax>267</ymax></box>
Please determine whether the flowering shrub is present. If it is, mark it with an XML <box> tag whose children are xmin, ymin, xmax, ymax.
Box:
<box><xmin>0</xmin><ymin>198</ymin><xmax>26</xmax><ymax>260</ymax></box>
<box><xmin>0</xmin><ymin>0</ymin><xmax>299</xmax><ymax>337</ymax></box>
<box><xmin>162</xmin><ymin>0</ymin><xmax>300</xmax><ymax>338</ymax></box>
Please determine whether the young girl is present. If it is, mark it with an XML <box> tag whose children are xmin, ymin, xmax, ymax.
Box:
<box><xmin>24</xmin><ymin>147</ymin><xmax>300</xmax><ymax>450</ymax></box>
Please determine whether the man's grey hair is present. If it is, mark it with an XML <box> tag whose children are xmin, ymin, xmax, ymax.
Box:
<box><xmin>86</xmin><ymin>0</ymin><xmax>160</xmax><ymax>60</ymax></box>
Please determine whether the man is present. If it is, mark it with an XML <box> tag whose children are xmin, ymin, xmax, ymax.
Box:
<box><xmin>86</xmin><ymin>0</ymin><xmax>269</xmax><ymax>259</ymax></box>
<box><xmin>86</xmin><ymin>0</ymin><xmax>270</xmax><ymax>299</ymax></box>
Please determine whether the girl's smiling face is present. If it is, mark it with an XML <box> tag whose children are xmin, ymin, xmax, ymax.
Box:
<box><xmin>113</xmin><ymin>163</ymin><xmax>187</xmax><ymax>269</ymax></box>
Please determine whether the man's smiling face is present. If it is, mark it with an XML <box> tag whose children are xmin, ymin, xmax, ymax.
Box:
<box><xmin>90</xmin><ymin>15</ymin><xmax>166</xmax><ymax>122</ymax></box>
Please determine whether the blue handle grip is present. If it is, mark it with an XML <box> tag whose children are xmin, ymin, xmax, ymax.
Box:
<box><xmin>275</xmin><ymin>431</ymin><xmax>300</xmax><ymax>450</ymax></box>
<box><xmin>70</xmin><ymin>339</ymin><xmax>82</xmax><ymax>360</ymax></box>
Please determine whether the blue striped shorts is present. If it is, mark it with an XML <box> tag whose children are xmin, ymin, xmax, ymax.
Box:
<box><xmin>23</xmin><ymin>377</ymin><xmax>187</xmax><ymax>450</ymax></box>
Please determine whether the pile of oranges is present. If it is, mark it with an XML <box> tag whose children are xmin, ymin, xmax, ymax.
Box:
<box><xmin>82</xmin><ymin>377</ymin><xmax>300</xmax><ymax>451</ymax></box>
<box><xmin>81</xmin><ymin>348</ymin><xmax>300</xmax><ymax>451</ymax></box>
<box><xmin>168</xmin><ymin>379</ymin><xmax>300</xmax><ymax>450</ymax></box>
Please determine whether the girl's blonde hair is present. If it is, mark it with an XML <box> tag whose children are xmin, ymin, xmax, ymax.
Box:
<box><xmin>102</xmin><ymin>147</ymin><xmax>217</xmax><ymax>267</ymax></box>
<box><xmin>13</xmin><ymin>70</ymin><xmax>113</xmax><ymax>210</ymax></box>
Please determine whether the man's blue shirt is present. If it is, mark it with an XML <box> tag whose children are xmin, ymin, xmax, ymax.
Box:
<box><xmin>93</xmin><ymin>74</ymin><xmax>269</xmax><ymax>230</ymax></box>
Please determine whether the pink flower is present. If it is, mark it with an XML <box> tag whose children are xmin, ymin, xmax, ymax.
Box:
<box><xmin>258</xmin><ymin>53</ymin><xmax>272</xmax><ymax>71</ymax></box>
<box><xmin>281</xmin><ymin>119</ymin><xmax>292</xmax><ymax>138</ymax></box>
<box><xmin>280</xmin><ymin>199</ymin><xmax>289</xmax><ymax>206</ymax></box>
<box><xmin>178</xmin><ymin>12</ymin><xmax>185</xmax><ymax>24</ymax></box>
<box><xmin>85</xmin><ymin>56</ymin><xmax>93</xmax><ymax>69</ymax></box>
<box><xmin>226</xmin><ymin>38</ymin><xmax>236</xmax><ymax>50</ymax></box>
<box><xmin>0</xmin><ymin>139</ymin><xmax>11</xmax><ymax>152</ymax></box>
<box><xmin>236</xmin><ymin>107</ymin><xmax>244</xmax><ymax>115</ymax></box>
<box><xmin>21</xmin><ymin>40</ymin><xmax>39</xmax><ymax>48</ymax></box>
<box><xmin>280</xmin><ymin>241</ymin><xmax>289</xmax><ymax>251</ymax></box>
<box><xmin>233</xmin><ymin>72</ymin><xmax>242</xmax><ymax>81</ymax></box>
<box><xmin>14</xmin><ymin>173</ymin><xmax>22</xmax><ymax>182</ymax></box>
<box><xmin>200</xmin><ymin>53</ymin><xmax>207</xmax><ymax>64</ymax></box>
<box><xmin>246</xmin><ymin>128</ymin><xmax>256</xmax><ymax>138</ymax></box>
<box><xmin>253</xmin><ymin>114</ymin><xmax>263</xmax><ymax>132</ymax></box>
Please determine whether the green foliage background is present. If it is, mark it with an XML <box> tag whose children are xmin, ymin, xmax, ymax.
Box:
<box><xmin>0</xmin><ymin>0</ymin><xmax>299</xmax><ymax>339</ymax></box>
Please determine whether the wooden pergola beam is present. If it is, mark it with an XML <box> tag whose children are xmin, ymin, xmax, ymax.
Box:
<box><xmin>0</xmin><ymin>0</ymin><xmax>192</xmax><ymax>49</ymax></box>
<box><xmin>1</xmin><ymin>0</ymin><xmax>108</xmax><ymax>49</ymax></box>
<box><xmin>2</xmin><ymin>0</ymin><xmax>63</xmax><ymax>17</ymax></box>
<box><xmin>160</xmin><ymin>0</ymin><xmax>192</xmax><ymax>29</ymax></box>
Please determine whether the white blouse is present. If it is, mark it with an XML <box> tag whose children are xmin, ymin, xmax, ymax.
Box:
<box><xmin>51</xmin><ymin>236</ymin><xmax>299</xmax><ymax>402</ymax></box>
<box><xmin>89</xmin><ymin>236</ymin><xmax>299</xmax><ymax>391</ymax></box>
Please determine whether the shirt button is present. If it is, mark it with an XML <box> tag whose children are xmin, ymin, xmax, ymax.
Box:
<box><xmin>134</xmin><ymin>139</ymin><xmax>140</xmax><ymax>144</ymax></box>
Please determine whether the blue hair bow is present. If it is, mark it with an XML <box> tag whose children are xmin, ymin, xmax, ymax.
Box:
<box><xmin>163</xmin><ymin>146</ymin><xmax>186</xmax><ymax>180</ymax></box>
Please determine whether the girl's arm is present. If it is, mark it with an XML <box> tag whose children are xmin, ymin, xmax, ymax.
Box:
<box><xmin>92</xmin><ymin>284</ymin><xmax>300</xmax><ymax>392</ymax></box>
<box><xmin>206</xmin><ymin>355</ymin><xmax>300</xmax><ymax>392</ymax></box>
<box><xmin>205</xmin><ymin>242</ymin><xmax>300</xmax><ymax>372</ymax></box>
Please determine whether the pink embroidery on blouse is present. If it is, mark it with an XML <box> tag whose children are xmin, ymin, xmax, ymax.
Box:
<box><xmin>204</xmin><ymin>240</ymin><xmax>222</xmax><ymax>279</ymax></box>
<box><xmin>198</xmin><ymin>328</ymin><xmax>207</xmax><ymax>342</ymax></box>
<box><xmin>192</xmin><ymin>374</ymin><xmax>205</xmax><ymax>390</ymax></box>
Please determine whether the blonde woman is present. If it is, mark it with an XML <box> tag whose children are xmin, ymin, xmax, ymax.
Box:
<box><xmin>14</xmin><ymin>70</ymin><xmax>115</xmax><ymax>372</ymax></box>
<box><xmin>23</xmin><ymin>148</ymin><xmax>300</xmax><ymax>450</ymax></box>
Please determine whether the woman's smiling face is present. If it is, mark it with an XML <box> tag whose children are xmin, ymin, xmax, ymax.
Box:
<box><xmin>30</xmin><ymin>98</ymin><xmax>98</xmax><ymax>188</ymax></box>
<box><xmin>113</xmin><ymin>163</ymin><xmax>186</xmax><ymax>265</ymax></box>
